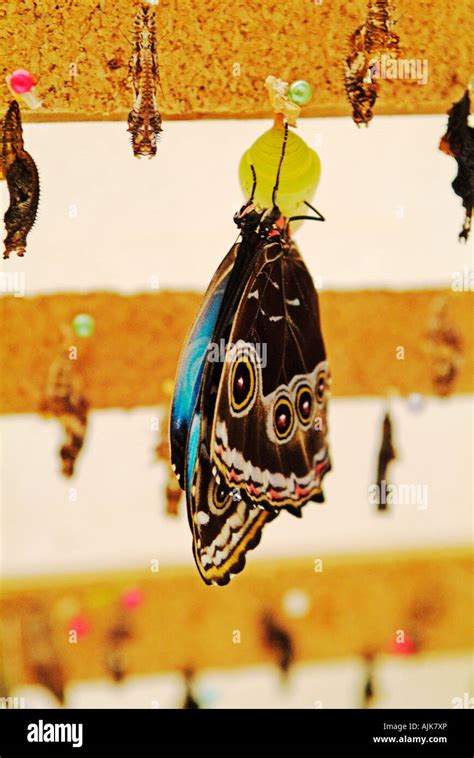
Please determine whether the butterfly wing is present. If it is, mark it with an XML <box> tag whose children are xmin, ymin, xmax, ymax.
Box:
<box><xmin>170</xmin><ymin>244</ymin><xmax>238</xmax><ymax>484</ymax></box>
<box><xmin>173</xmin><ymin>233</ymin><xmax>279</xmax><ymax>585</ymax></box>
<box><xmin>186</xmin><ymin>423</ymin><xmax>276</xmax><ymax>585</ymax></box>
<box><xmin>210</xmin><ymin>234</ymin><xmax>331</xmax><ymax>515</ymax></box>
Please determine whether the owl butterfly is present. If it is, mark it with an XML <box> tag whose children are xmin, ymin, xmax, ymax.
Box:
<box><xmin>439</xmin><ymin>89</ymin><xmax>474</xmax><ymax>242</ymax></box>
<box><xmin>127</xmin><ymin>2</ymin><xmax>162</xmax><ymax>158</ymax></box>
<box><xmin>0</xmin><ymin>100</ymin><xmax>39</xmax><ymax>258</ymax></box>
<box><xmin>344</xmin><ymin>0</ymin><xmax>400</xmax><ymax>126</ymax></box>
<box><xmin>170</xmin><ymin>124</ymin><xmax>331</xmax><ymax>585</ymax></box>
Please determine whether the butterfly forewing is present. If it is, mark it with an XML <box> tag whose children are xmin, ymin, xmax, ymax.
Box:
<box><xmin>177</xmin><ymin>235</ymin><xmax>280</xmax><ymax>585</ymax></box>
<box><xmin>170</xmin><ymin>244</ymin><xmax>239</xmax><ymax>484</ymax></box>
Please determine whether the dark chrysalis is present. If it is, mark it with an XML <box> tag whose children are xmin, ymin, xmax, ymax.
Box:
<box><xmin>261</xmin><ymin>612</ymin><xmax>295</xmax><ymax>682</ymax></box>
<box><xmin>40</xmin><ymin>337</ymin><xmax>89</xmax><ymax>478</ymax></box>
<box><xmin>24</xmin><ymin>608</ymin><xmax>66</xmax><ymax>705</ymax></box>
<box><xmin>0</xmin><ymin>100</ymin><xmax>40</xmax><ymax>258</ymax></box>
<box><xmin>181</xmin><ymin>669</ymin><xmax>201</xmax><ymax>709</ymax></box>
<box><xmin>439</xmin><ymin>89</ymin><xmax>474</xmax><ymax>242</ymax></box>
<box><xmin>344</xmin><ymin>35</ymin><xmax>379</xmax><ymax>127</ymax></box>
<box><xmin>375</xmin><ymin>411</ymin><xmax>396</xmax><ymax>512</ymax></box>
<box><xmin>155</xmin><ymin>405</ymin><xmax>183</xmax><ymax>516</ymax></box>
<box><xmin>127</xmin><ymin>2</ymin><xmax>162</xmax><ymax>158</ymax></box>
<box><xmin>361</xmin><ymin>651</ymin><xmax>377</xmax><ymax>708</ymax></box>
<box><xmin>424</xmin><ymin>299</ymin><xmax>463</xmax><ymax>397</ymax></box>
<box><xmin>344</xmin><ymin>0</ymin><xmax>400</xmax><ymax>126</ymax></box>
<box><xmin>104</xmin><ymin>613</ymin><xmax>132</xmax><ymax>684</ymax></box>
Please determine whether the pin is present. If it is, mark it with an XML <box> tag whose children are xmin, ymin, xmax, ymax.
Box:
<box><xmin>6</xmin><ymin>69</ymin><xmax>42</xmax><ymax>109</ymax></box>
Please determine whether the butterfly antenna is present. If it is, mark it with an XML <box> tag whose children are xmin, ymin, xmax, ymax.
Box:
<box><xmin>288</xmin><ymin>201</ymin><xmax>326</xmax><ymax>224</ymax></box>
<box><xmin>249</xmin><ymin>164</ymin><xmax>257</xmax><ymax>202</ymax></box>
<box><xmin>272</xmin><ymin>121</ymin><xmax>289</xmax><ymax>207</ymax></box>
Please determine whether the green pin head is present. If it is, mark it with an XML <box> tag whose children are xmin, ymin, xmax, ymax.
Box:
<box><xmin>288</xmin><ymin>80</ymin><xmax>313</xmax><ymax>106</ymax></box>
<box><xmin>72</xmin><ymin>313</ymin><xmax>95</xmax><ymax>338</ymax></box>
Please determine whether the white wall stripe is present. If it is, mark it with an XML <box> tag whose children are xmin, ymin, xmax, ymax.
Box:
<box><xmin>1</xmin><ymin>396</ymin><xmax>471</xmax><ymax>577</ymax></box>
<box><xmin>1</xmin><ymin>116</ymin><xmax>472</xmax><ymax>297</ymax></box>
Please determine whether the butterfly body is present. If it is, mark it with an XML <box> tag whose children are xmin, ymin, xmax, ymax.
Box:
<box><xmin>171</xmin><ymin>197</ymin><xmax>331</xmax><ymax>585</ymax></box>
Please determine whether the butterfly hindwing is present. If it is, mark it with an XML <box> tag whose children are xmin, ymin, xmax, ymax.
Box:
<box><xmin>187</xmin><ymin>435</ymin><xmax>276</xmax><ymax>585</ymax></box>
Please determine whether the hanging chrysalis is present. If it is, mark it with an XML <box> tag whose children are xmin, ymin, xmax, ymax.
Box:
<box><xmin>40</xmin><ymin>327</ymin><xmax>89</xmax><ymax>478</ymax></box>
<box><xmin>374</xmin><ymin>411</ymin><xmax>397</xmax><ymax>512</ymax></box>
<box><xmin>439</xmin><ymin>86</ymin><xmax>474</xmax><ymax>241</ymax></box>
<box><xmin>360</xmin><ymin>651</ymin><xmax>377</xmax><ymax>708</ymax></box>
<box><xmin>344</xmin><ymin>0</ymin><xmax>401</xmax><ymax>126</ymax></box>
<box><xmin>424</xmin><ymin>299</ymin><xmax>463</xmax><ymax>397</ymax></box>
<box><xmin>180</xmin><ymin>669</ymin><xmax>201</xmax><ymax>709</ymax></box>
<box><xmin>0</xmin><ymin>100</ymin><xmax>39</xmax><ymax>258</ymax></box>
<box><xmin>104</xmin><ymin>613</ymin><xmax>133</xmax><ymax>684</ymax></box>
<box><xmin>261</xmin><ymin>612</ymin><xmax>295</xmax><ymax>683</ymax></box>
<box><xmin>239</xmin><ymin>77</ymin><xmax>321</xmax><ymax>223</ymax></box>
<box><xmin>155</xmin><ymin>404</ymin><xmax>182</xmax><ymax>517</ymax></box>
<box><xmin>127</xmin><ymin>2</ymin><xmax>162</xmax><ymax>158</ymax></box>
<box><xmin>24</xmin><ymin>608</ymin><xmax>66</xmax><ymax>705</ymax></box>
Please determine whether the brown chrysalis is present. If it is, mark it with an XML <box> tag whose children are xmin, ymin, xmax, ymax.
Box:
<box><xmin>439</xmin><ymin>89</ymin><xmax>474</xmax><ymax>242</ymax></box>
<box><xmin>155</xmin><ymin>405</ymin><xmax>182</xmax><ymax>517</ymax></box>
<box><xmin>104</xmin><ymin>613</ymin><xmax>133</xmax><ymax>684</ymax></box>
<box><xmin>127</xmin><ymin>3</ymin><xmax>162</xmax><ymax>158</ymax></box>
<box><xmin>261</xmin><ymin>611</ymin><xmax>295</xmax><ymax>682</ymax></box>
<box><xmin>344</xmin><ymin>0</ymin><xmax>400</xmax><ymax>126</ymax></box>
<box><xmin>375</xmin><ymin>411</ymin><xmax>397</xmax><ymax>512</ymax></box>
<box><xmin>424</xmin><ymin>299</ymin><xmax>463</xmax><ymax>397</ymax></box>
<box><xmin>24</xmin><ymin>608</ymin><xmax>66</xmax><ymax>705</ymax></box>
<box><xmin>40</xmin><ymin>334</ymin><xmax>89</xmax><ymax>478</ymax></box>
<box><xmin>0</xmin><ymin>100</ymin><xmax>40</xmax><ymax>258</ymax></box>
<box><xmin>181</xmin><ymin>669</ymin><xmax>201</xmax><ymax>709</ymax></box>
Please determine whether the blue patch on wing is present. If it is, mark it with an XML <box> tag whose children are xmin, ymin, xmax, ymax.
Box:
<box><xmin>185</xmin><ymin>411</ymin><xmax>201</xmax><ymax>501</ymax></box>
<box><xmin>170</xmin><ymin>271</ymin><xmax>230</xmax><ymax>482</ymax></box>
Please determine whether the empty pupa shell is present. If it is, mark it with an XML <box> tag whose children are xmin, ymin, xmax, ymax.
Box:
<box><xmin>238</xmin><ymin>120</ymin><xmax>321</xmax><ymax>225</ymax></box>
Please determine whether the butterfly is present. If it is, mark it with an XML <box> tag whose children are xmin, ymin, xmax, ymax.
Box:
<box><xmin>170</xmin><ymin>124</ymin><xmax>331</xmax><ymax>585</ymax></box>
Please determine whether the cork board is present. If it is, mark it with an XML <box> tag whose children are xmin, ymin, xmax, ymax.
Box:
<box><xmin>0</xmin><ymin>0</ymin><xmax>471</xmax><ymax>122</ymax></box>
<box><xmin>0</xmin><ymin>289</ymin><xmax>472</xmax><ymax>414</ymax></box>
<box><xmin>0</xmin><ymin>548</ymin><xmax>472</xmax><ymax>683</ymax></box>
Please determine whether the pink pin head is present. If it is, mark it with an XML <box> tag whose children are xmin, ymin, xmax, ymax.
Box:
<box><xmin>10</xmin><ymin>69</ymin><xmax>35</xmax><ymax>94</ymax></box>
<box><xmin>390</xmin><ymin>634</ymin><xmax>417</xmax><ymax>655</ymax></box>
<box><xmin>121</xmin><ymin>588</ymin><xmax>144</xmax><ymax>610</ymax></box>
<box><xmin>68</xmin><ymin>614</ymin><xmax>91</xmax><ymax>639</ymax></box>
